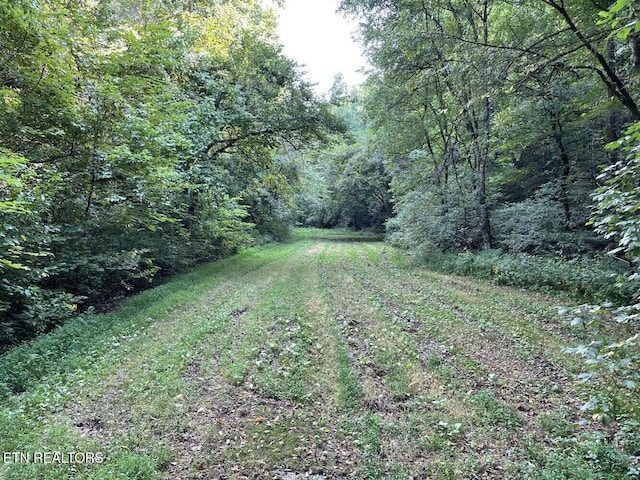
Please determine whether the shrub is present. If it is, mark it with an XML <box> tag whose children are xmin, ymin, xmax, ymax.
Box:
<box><xmin>425</xmin><ymin>249</ymin><xmax>635</xmax><ymax>305</ymax></box>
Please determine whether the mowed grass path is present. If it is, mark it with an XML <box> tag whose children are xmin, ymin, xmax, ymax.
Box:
<box><xmin>0</xmin><ymin>230</ymin><xmax>625</xmax><ymax>479</ymax></box>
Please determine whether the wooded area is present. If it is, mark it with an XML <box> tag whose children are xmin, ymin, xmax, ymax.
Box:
<box><xmin>0</xmin><ymin>0</ymin><xmax>345</xmax><ymax>348</ymax></box>
<box><xmin>335</xmin><ymin>0</ymin><xmax>639</xmax><ymax>257</ymax></box>
<box><xmin>1</xmin><ymin>0</ymin><xmax>640</xmax><ymax>455</ymax></box>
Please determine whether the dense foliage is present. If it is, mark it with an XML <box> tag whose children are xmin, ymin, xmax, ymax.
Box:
<box><xmin>0</xmin><ymin>0</ymin><xmax>342</xmax><ymax>349</ymax></box>
<box><xmin>293</xmin><ymin>77</ymin><xmax>392</xmax><ymax>232</ymax></box>
<box><xmin>339</xmin><ymin>0</ymin><xmax>637</xmax><ymax>257</ymax></box>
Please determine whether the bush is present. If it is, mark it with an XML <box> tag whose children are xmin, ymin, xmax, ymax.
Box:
<box><xmin>492</xmin><ymin>190</ymin><xmax>598</xmax><ymax>256</ymax></box>
<box><xmin>425</xmin><ymin>249</ymin><xmax>635</xmax><ymax>305</ymax></box>
<box><xmin>387</xmin><ymin>185</ymin><xmax>484</xmax><ymax>253</ymax></box>
<box><xmin>561</xmin><ymin>121</ymin><xmax>640</xmax><ymax>426</ymax></box>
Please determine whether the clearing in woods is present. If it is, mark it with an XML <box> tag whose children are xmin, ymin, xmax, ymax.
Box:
<box><xmin>0</xmin><ymin>230</ymin><xmax>623</xmax><ymax>479</ymax></box>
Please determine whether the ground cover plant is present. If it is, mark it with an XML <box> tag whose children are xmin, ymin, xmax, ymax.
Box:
<box><xmin>1</xmin><ymin>230</ymin><xmax>638</xmax><ymax>479</ymax></box>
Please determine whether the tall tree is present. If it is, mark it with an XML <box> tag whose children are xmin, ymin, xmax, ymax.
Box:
<box><xmin>0</xmin><ymin>0</ymin><xmax>342</xmax><ymax>347</ymax></box>
<box><xmin>342</xmin><ymin>0</ymin><xmax>501</xmax><ymax>249</ymax></box>
<box><xmin>341</xmin><ymin>0</ymin><xmax>640</xmax><ymax>255</ymax></box>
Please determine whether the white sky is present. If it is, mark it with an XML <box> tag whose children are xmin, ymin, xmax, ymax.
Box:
<box><xmin>268</xmin><ymin>0</ymin><xmax>367</xmax><ymax>94</ymax></box>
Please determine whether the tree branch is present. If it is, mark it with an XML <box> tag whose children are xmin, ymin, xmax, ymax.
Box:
<box><xmin>542</xmin><ymin>0</ymin><xmax>640</xmax><ymax>120</ymax></box>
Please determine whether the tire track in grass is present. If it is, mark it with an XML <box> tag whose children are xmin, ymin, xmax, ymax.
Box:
<box><xmin>168</xmin><ymin>240</ymin><xmax>362</xmax><ymax>479</ymax></box>
<box><xmin>316</xmin><ymin>242</ymin><xmax>395</xmax><ymax>478</ymax></box>
<box><xmin>358</xmin><ymin>247</ymin><xmax>574</xmax><ymax>371</ymax></box>
<box><xmin>168</xmin><ymin>241</ymin><xmax>321</xmax><ymax>478</ymax></box>
<box><xmin>343</xmin><ymin>243</ymin><xmax>613</xmax><ymax>475</ymax></box>
<box><xmin>328</xmin><ymin>248</ymin><xmax>556</xmax><ymax>474</ymax></box>
<box><xmin>352</xmin><ymin>252</ymin><xmax>589</xmax><ymax>416</ymax></box>
<box><xmin>317</xmin><ymin>241</ymin><xmax>478</xmax><ymax>478</ymax></box>
<box><xmin>54</xmin><ymin>243</ymin><xmax>311</xmax><ymax>480</ymax></box>
<box><xmin>388</xmin><ymin>263</ymin><xmax>581</xmax><ymax>344</ymax></box>
<box><xmin>363</xmin><ymin>241</ymin><xmax>575</xmax><ymax>342</ymax></box>
<box><xmin>314</xmin><ymin>242</ymin><xmax>361</xmax><ymax>405</ymax></box>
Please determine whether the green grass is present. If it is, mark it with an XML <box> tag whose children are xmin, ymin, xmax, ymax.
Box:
<box><xmin>0</xmin><ymin>230</ymin><xmax>637</xmax><ymax>479</ymax></box>
<box><xmin>292</xmin><ymin>226</ymin><xmax>385</xmax><ymax>242</ymax></box>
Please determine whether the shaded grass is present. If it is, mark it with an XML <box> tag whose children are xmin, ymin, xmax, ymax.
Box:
<box><xmin>0</xmin><ymin>236</ymin><xmax>636</xmax><ymax>479</ymax></box>
<box><xmin>0</xmin><ymin>242</ymin><xmax>300</xmax><ymax>479</ymax></box>
<box><xmin>0</xmin><ymin>243</ymin><xmax>294</xmax><ymax>399</ymax></box>
<box><xmin>292</xmin><ymin>226</ymin><xmax>385</xmax><ymax>243</ymax></box>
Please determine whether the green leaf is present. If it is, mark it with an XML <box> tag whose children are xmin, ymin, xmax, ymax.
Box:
<box><xmin>616</xmin><ymin>25</ymin><xmax>633</xmax><ymax>40</ymax></box>
<box><xmin>0</xmin><ymin>258</ymin><xmax>30</xmax><ymax>270</ymax></box>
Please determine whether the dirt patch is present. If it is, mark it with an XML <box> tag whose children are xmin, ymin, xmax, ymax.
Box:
<box><xmin>271</xmin><ymin>470</ymin><xmax>328</xmax><ymax>480</ymax></box>
<box><xmin>306</xmin><ymin>244</ymin><xmax>325</xmax><ymax>256</ymax></box>
<box><xmin>336</xmin><ymin>310</ymin><xmax>391</xmax><ymax>406</ymax></box>
<box><xmin>231</xmin><ymin>307</ymin><xmax>250</xmax><ymax>319</ymax></box>
<box><xmin>168</xmin><ymin>370</ymin><xmax>360</xmax><ymax>479</ymax></box>
<box><xmin>74</xmin><ymin>417</ymin><xmax>106</xmax><ymax>439</ymax></box>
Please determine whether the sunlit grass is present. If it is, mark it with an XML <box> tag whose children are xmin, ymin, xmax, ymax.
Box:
<box><xmin>292</xmin><ymin>226</ymin><xmax>385</xmax><ymax>242</ymax></box>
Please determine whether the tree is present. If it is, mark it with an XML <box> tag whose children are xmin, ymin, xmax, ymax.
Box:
<box><xmin>293</xmin><ymin>88</ymin><xmax>392</xmax><ymax>231</ymax></box>
<box><xmin>341</xmin><ymin>0</ymin><xmax>640</xmax><ymax>257</ymax></box>
<box><xmin>341</xmin><ymin>0</ymin><xmax>502</xmax><ymax>250</ymax></box>
<box><xmin>557</xmin><ymin>0</ymin><xmax>640</xmax><ymax>424</ymax></box>
<box><xmin>0</xmin><ymin>0</ymin><xmax>343</xmax><ymax>348</ymax></box>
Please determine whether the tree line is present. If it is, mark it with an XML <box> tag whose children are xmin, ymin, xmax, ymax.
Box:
<box><xmin>0</xmin><ymin>0</ymin><xmax>343</xmax><ymax>349</ymax></box>
<box><xmin>334</xmin><ymin>0</ymin><xmax>637</xmax><ymax>254</ymax></box>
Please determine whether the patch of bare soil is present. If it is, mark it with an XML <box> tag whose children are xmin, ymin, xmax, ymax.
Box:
<box><xmin>334</xmin><ymin>306</ymin><xmax>441</xmax><ymax>475</ymax></box>
<box><xmin>167</xmin><ymin>307</ymin><xmax>359</xmax><ymax>479</ymax></box>
<box><xmin>306</xmin><ymin>244</ymin><xmax>325</xmax><ymax>256</ymax></box>
<box><xmin>74</xmin><ymin>417</ymin><xmax>107</xmax><ymax>439</ymax></box>
<box><xmin>167</xmin><ymin>367</ymin><xmax>359</xmax><ymax>480</ymax></box>
<box><xmin>231</xmin><ymin>307</ymin><xmax>251</xmax><ymax>319</ymax></box>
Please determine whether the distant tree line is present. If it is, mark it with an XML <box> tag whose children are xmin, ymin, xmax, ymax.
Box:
<box><xmin>293</xmin><ymin>75</ymin><xmax>392</xmax><ymax>232</ymax></box>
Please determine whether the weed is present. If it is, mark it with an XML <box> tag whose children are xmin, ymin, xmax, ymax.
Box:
<box><xmin>538</xmin><ymin>409</ymin><xmax>575</xmax><ymax>438</ymax></box>
<box><xmin>471</xmin><ymin>389</ymin><xmax>523</xmax><ymax>429</ymax></box>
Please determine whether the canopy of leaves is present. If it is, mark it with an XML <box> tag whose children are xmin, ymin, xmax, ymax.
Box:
<box><xmin>0</xmin><ymin>0</ymin><xmax>343</xmax><ymax>348</ymax></box>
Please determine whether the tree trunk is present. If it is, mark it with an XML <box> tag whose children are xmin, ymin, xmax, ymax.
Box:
<box><xmin>478</xmin><ymin>0</ymin><xmax>492</xmax><ymax>250</ymax></box>
<box><xmin>630</xmin><ymin>34</ymin><xmax>640</xmax><ymax>75</ymax></box>
<box><xmin>478</xmin><ymin>159</ymin><xmax>491</xmax><ymax>249</ymax></box>
<box><xmin>550</xmin><ymin>111</ymin><xmax>572</xmax><ymax>225</ymax></box>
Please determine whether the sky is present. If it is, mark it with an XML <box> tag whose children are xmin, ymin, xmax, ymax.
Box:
<box><xmin>268</xmin><ymin>0</ymin><xmax>368</xmax><ymax>94</ymax></box>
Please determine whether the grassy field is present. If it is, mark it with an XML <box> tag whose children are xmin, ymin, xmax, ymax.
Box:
<box><xmin>0</xmin><ymin>229</ymin><xmax>635</xmax><ymax>479</ymax></box>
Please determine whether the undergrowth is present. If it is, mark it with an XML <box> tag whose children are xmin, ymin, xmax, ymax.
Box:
<box><xmin>420</xmin><ymin>249</ymin><xmax>636</xmax><ymax>305</ymax></box>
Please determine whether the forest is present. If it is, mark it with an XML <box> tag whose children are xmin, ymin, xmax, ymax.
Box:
<box><xmin>1</xmin><ymin>0</ymin><xmax>345</xmax><ymax>348</ymax></box>
<box><xmin>1</xmin><ymin>0</ymin><xmax>640</xmax><ymax>477</ymax></box>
